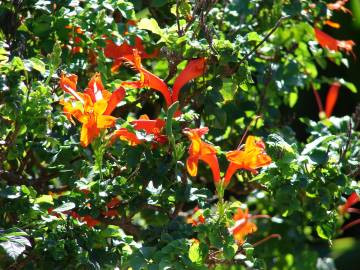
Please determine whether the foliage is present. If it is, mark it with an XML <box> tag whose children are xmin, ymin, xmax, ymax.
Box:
<box><xmin>0</xmin><ymin>0</ymin><xmax>359</xmax><ymax>269</ymax></box>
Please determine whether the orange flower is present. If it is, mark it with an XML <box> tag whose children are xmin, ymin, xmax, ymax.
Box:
<box><xmin>327</xmin><ymin>0</ymin><xmax>351</xmax><ymax>14</ymax></box>
<box><xmin>187</xmin><ymin>206</ymin><xmax>206</xmax><ymax>226</ymax></box>
<box><xmin>121</xmin><ymin>50</ymin><xmax>173</xmax><ymax>107</ymax></box>
<box><xmin>132</xmin><ymin>115</ymin><xmax>167</xmax><ymax>144</ymax></box>
<box><xmin>184</xmin><ymin>127</ymin><xmax>220</xmax><ymax>183</ymax></box>
<box><xmin>229</xmin><ymin>208</ymin><xmax>257</xmax><ymax>244</ymax></box>
<box><xmin>104</xmin><ymin>20</ymin><xmax>159</xmax><ymax>72</ymax></box>
<box><xmin>324</xmin><ymin>20</ymin><xmax>341</xmax><ymax>29</ymax></box>
<box><xmin>104</xmin><ymin>37</ymin><xmax>159</xmax><ymax>72</ymax></box>
<box><xmin>60</xmin><ymin>73</ymin><xmax>125</xmax><ymax>147</ymax></box>
<box><xmin>224</xmin><ymin>136</ymin><xmax>271</xmax><ymax>185</ymax></box>
<box><xmin>325</xmin><ymin>82</ymin><xmax>341</xmax><ymax>118</ymax></box>
<box><xmin>121</xmin><ymin>50</ymin><xmax>206</xmax><ymax>110</ymax></box>
<box><xmin>111</xmin><ymin>115</ymin><xmax>167</xmax><ymax>146</ymax></box>
<box><xmin>110</xmin><ymin>128</ymin><xmax>143</xmax><ymax>146</ymax></box>
<box><xmin>172</xmin><ymin>58</ymin><xmax>206</xmax><ymax>103</ymax></box>
<box><xmin>314</xmin><ymin>28</ymin><xmax>355</xmax><ymax>56</ymax></box>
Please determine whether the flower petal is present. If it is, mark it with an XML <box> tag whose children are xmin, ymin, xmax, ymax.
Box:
<box><xmin>121</xmin><ymin>50</ymin><xmax>172</xmax><ymax>107</ymax></box>
<box><xmin>172</xmin><ymin>58</ymin><xmax>206</xmax><ymax>103</ymax></box>
<box><xmin>96</xmin><ymin>115</ymin><xmax>117</xmax><ymax>128</ymax></box>
<box><xmin>186</xmin><ymin>155</ymin><xmax>199</xmax><ymax>177</ymax></box>
<box><xmin>104</xmin><ymin>87</ymin><xmax>126</xmax><ymax>115</ymax></box>
<box><xmin>85</xmin><ymin>73</ymin><xmax>105</xmax><ymax>102</ymax></box>
<box><xmin>200</xmin><ymin>153</ymin><xmax>221</xmax><ymax>183</ymax></box>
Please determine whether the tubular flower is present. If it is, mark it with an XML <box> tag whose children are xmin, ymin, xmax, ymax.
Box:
<box><xmin>327</xmin><ymin>0</ymin><xmax>351</xmax><ymax>14</ymax></box>
<box><xmin>172</xmin><ymin>58</ymin><xmax>206</xmax><ymax>103</ymax></box>
<box><xmin>121</xmin><ymin>50</ymin><xmax>173</xmax><ymax>107</ymax></box>
<box><xmin>314</xmin><ymin>28</ymin><xmax>356</xmax><ymax>56</ymax></box>
<box><xmin>111</xmin><ymin>115</ymin><xmax>167</xmax><ymax>146</ymax></box>
<box><xmin>184</xmin><ymin>127</ymin><xmax>221</xmax><ymax>184</ymax></box>
<box><xmin>59</xmin><ymin>73</ymin><xmax>125</xmax><ymax>147</ymax></box>
<box><xmin>132</xmin><ymin>115</ymin><xmax>167</xmax><ymax>144</ymax></box>
<box><xmin>229</xmin><ymin>208</ymin><xmax>257</xmax><ymax>244</ymax></box>
<box><xmin>110</xmin><ymin>128</ymin><xmax>143</xmax><ymax>146</ymax></box>
<box><xmin>339</xmin><ymin>192</ymin><xmax>360</xmax><ymax>214</ymax></box>
<box><xmin>224</xmin><ymin>136</ymin><xmax>272</xmax><ymax>185</ymax></box>
<box><xmin>104</xmin><ymin>20</ymin><xmax>159</xmax><ymax>72</ymax></box>
<box><xmin>339</xmin><ymin>192</ymin><xmax>360</xmax><ymax>232</ymax></box>
<box><xmin>104</xmin><ymin>38</ymin><xmax>158</xmax><ymax>72</ymax></box>
<box><xmin>121</xmin><ymin>49</ymin><xmax>206</xmax><ymax>110</ymax></box>
<box><xmin>325</xmin><ymin>82</ymin><xmax>341</xmax><ymax>118</ymax></box>
<box><xmin>324</xmin><ymin>20</ymin><xmax>341</xmax><ymax>29</ymax></box>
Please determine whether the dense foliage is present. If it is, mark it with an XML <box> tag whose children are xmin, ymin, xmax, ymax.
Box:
<box><xmin>0</xmin><ymin>0</ymin><xmax>359</xmax><ymax>269</ymax></box>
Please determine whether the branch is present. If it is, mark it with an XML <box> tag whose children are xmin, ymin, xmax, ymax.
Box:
<box><xmin>238</xmin><ymin>16</ymin><xmax>290</xmax><ymax>66</ymax></box>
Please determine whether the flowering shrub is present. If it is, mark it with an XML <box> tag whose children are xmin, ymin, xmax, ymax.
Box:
<box><xmin>0</xmin><ymin>0</ymin><xmax>360</xmax><ymax>269</ymax></box>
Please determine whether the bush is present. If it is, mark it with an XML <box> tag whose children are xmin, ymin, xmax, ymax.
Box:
<box><xmin>0</xmin><ymin>0</ymin><xmax>359</xmax><ymax>269</ymax></box>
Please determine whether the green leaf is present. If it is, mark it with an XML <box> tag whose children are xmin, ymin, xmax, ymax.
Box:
<box><xmin>223</xmin><ymin>243</ymin><xmax>238</xmax><ymax>260</ymax></box>
<box><xmin>188</xmin><ymin>240</ymin><xmax>202</xmax><ymax>264</ymax></box>
<box><xmin>309</xmin><ymin>149</ymin><xmax>328</xmax><ymax>165</ymax></box>
<box><xmin>0</xmin><ymin>236</ymin><xmax>31</xmax><ymax>260</ymax></box>
<box><xmin>29</xmin><ymin>58</ymin><xmax>46</xmax><ymax>75</ymax></box>
<box><xmin>53</xmin><ymin>202</ymin><xmax>76</xmax><ymax>213</ymax></box>
<box><xmin>339</xmin><ymin>79</ymin><xmax>357</xmax><ymax>93</ymax></box>
<box><xmin>137</xmin><ymin>18</ymin><xmax>163</xmax><ymax>36</ymax></box>
<box><xmin>49</xmin><ymin>41</ymin><xmax>62</xmax><ymax>70</ymax></box>
<box><xmin>166</xmin><ymin>101</ymin><xmax>179</xmax><ymax>149</ymax></box>
<box><xmin>316</xmin><ymin>223</ymin><xmax>334</xmax><ymax>240</ymax></box>
<box><xmin>302</xmin><ymin>135</ymin><xmax>336</xmax><ymax>155</ymax></box>
<box><xmin>34</xmin><ymin>194</ymin><xmax>54</xmax><ymax>205</ymax></box>
<box><xmin>11</xmin><ymin>57</ymin><xmax>25</xmax><ymax>71</ymax></box>
<box><xmin>247</xmin><ymin>32</ymin><xmax>262</xmax><ymax>42</ymax></box>
<box><xmin>289</xmin><ymin>91</ymin><xmax>298</xmax><ymax>108</ymax></box>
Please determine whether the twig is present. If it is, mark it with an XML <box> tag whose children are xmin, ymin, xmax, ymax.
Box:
<box><xmin>176</xmin><ymin>0</ymin><xmax>182</xmax><ymax>36</ymax></box>
<box><xmin>238</xmin><ymin>16</ymin><xmax>290</xmax><ymax>66</ymax></box>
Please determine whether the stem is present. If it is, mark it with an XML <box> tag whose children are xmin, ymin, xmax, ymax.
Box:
<box><xmin>92</xmin><ymin>133</ymin><xmax>106</xmax><ymax>195</ymax></box>
<box><xmin>216</xmin><ymin>180</ymin><xmax>225</xmax><ymax>221</ymax></box>
<box><xmin>252</xmin><ymin>233</ymin><xmax>281</xmax><ymax>247</ymax></box>
<box><xmin>341</xmin><ymin>218</ymin><xmax>360</xmax><ymax>231</ymax></box>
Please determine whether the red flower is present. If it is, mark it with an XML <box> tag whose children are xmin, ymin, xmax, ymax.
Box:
<box><xmin>106</xmin><ymin>197</ymin><xmax>121</xmax><ymax>209</ymax></box>
<box><xmin>132</xmin><ymin>115</ymin><xmax>167</xmax><ymax>144</ymax></box>
<box><xmin>327</xmin><ymin>0</ymin><xmax>351</xmax><ymax>14</ymax></box>
<box><xmin>101</xmin><ymin>209</ymin><xmax>118</xmax><ymax>217</ymax></box>
<box><xmin>314</xmin><ymin>28</ymin><xmax>355</xmax><ymax>56</ymax></box>
<box><xmin>325</xmin><ymin>82</ymin><xmax>341</xmax><ymax>118</ymax></box>
<box><xmin>172</xmin><ymin>58</ymin><xmax>206</xmax><ymax>103</ymax></box>
<box><xmin>82</xmin><ymin>215</ymin><xmax>101</xmax><ymax>227</ymax></box>
<box><xmin>111</xmin><ymin>115</ymin><xmax>167</xmax><ymax>146</ymax></box>
<box><xmin>339</xmin><ymin>192</ymin><xmax>360</xmax><ymax>214</ymax></box>
<box><xmin>184</xmin><ymin>127</ymin><xmax>220</xmax><ymax>184</ymax></box>
<box><xmin>121</xmin><ymin>50</ymin><xmax>173</xmax><ymax>107</ymax></box>
<box><xmin>104</xmin><ymin>20</ymin><xmax>159</xmax><ymax>72</ymax></box>
<box><xmin>110</xmin><ymin>128</ymin><xmax>143</xmax><ymax>146</ymax></box>
<box><xmin>224</xmin><ymin>136</ymin><xmax>271</xmax><ymax>185</ymax></box>
<box><xmin>121</xmin><ymin>50</ymin><xmax>206</xmax><ymax>110</ymax></box>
